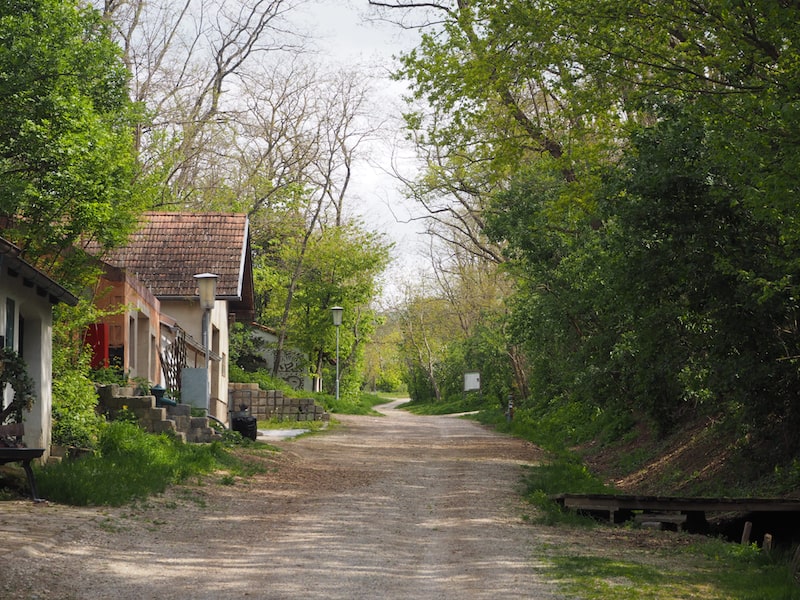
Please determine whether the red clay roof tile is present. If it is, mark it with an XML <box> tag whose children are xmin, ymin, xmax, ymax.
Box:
<box><xmin>101</xmin><ymin>212</ymin><xmax>251</xmax><ymax>300</ymax></box>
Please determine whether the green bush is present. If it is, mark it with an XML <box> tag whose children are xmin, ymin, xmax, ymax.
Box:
<box><xmin>51</xmin><ymin>306</ymin><xmax>110</xmax><ymax>449</ymax></box>
<box><xmin>52</xmin><ymin>369</ymin><xmax>105</xmax><ymax>449</ymax></box>
<box><xmin>0</xmin><ymin>348</ymin><xmax>36</xmax><ymax>424</ymax></box>
<box><xmin>374</xmin><ymin>369</ymin><xmax>404</xmax><ymax>393</ymax></box>
<box><xmin>89</xmin><ymin>366</ymin><xmax>127</xmax><ymax>386</ymax></box>
<box><xmin>37</xmin><ymin>422</ymin><xmax>239</xmax><ymax>506</ymax></box>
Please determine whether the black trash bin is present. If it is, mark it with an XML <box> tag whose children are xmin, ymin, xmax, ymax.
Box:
<box><xmin>231</xmin><ymin>405</ymin><xmax>258</xmax><ymax>440</ymax></box>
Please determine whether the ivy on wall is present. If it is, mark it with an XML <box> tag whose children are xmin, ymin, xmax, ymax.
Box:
<box><xmin>0</xmin><ymin>348</ymin><xmax>35</xmax><ymax>425</ymax></box>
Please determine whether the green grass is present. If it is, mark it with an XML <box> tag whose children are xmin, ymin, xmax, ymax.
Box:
<box><xmin>35</xmin><ymin>421</ymin><xmax>256</xmax><ymax>506</ymax></box>
<box><xmin>402</xmin><ymin>394</ymin><xmax>486</xmax><ymax>415</ymax></box>
<box><xmin>323</xmin><ymin>390</ymin><xmax>388</xmax><ymax>415</ymax></box>
<box><xmin>521</xmin><ymin>457</ymin><xmax>617</xmax><ymax>526</ymax></box>
<box><xmin>546</xmin><ymin>539</ymin><xmax>800</xmax><ymax>600</ymax></box>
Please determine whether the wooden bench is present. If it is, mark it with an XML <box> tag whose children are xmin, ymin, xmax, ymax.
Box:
<box><xmin>0</xmin><ymin>423</ymin><xmax>45</xmax><ymax>502</ymax></box>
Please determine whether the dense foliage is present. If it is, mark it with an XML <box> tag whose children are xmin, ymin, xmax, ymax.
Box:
<box><xmin>0</xmin><ymin>0</ymin><xmax>393</xmax><ymax>438</ymax></box>
<box><xmin>0</xmin><ymin>0</ymin><xmax>144</xmax><ymax>285</ymax></box>
<box><xmin>49</xmin><ymin>301</ymin><xmax>125</xmax><ymax>449</ymax></box>
<box><xmin>252</xmin><ymin>221</ymin><xmax>392</xmax><ymax>399</ymax></box>
<box><xmin>381</xmin><ymin>1</ymin><xmax>800</xmax><ymax>462</ymax></box>
<box><xmin>0</xmin><ymin>348</ymin><xmax>35</xmax><ymax>425</ymax></box>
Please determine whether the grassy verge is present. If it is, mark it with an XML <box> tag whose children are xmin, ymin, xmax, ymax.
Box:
<box><xmin>32</xmin><ymin>388</ymin><xmax>390</xmax><ymax>505</ymax></box>
<box><xmin>545</xmin><ymin>538</ymin><xmax>800</xmax><ymax>600</ymax></box>
<box><xmin>324</xmin><ymin>390</ymin><xmax>388</xmax><ymax>415</ymax></box>
<box><xmin>401</xmin><ymin>394</ymin><xmax>486</xmax><ymax>416</ymax></box>
<box><xmin>521</xmin><ymin>453</ymin><xmax>800</xmax><ymax>598</ymax></box>
<box><xmin>35</xmin><ymin>421</ymin><xmax>268</xmax><ymax>506</ymax></box>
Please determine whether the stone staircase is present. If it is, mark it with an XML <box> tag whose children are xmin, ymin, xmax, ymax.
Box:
<box><xmin>96</xmin><ymin>384</ymin><xmax>221</xmax><ymax>443</ymax></box>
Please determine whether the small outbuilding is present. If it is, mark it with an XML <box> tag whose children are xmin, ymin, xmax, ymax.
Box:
<box><xmin>0</xmin><ymin>237</ymin><xmax>78</xmax><ymax>457</ymax></box>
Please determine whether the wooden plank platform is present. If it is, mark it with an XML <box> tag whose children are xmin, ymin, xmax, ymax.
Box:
<box><xmin>554</xmin><ymin>493</ymin><xmax>800</xmax><ymax>514</ymax></box>
<box><xmin>552</xmin><ymin>493</ymin><xmax>800</xmax><ymax>531</ymax></box>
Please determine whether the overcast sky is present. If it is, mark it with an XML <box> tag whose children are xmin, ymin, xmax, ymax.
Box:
<box><xmin>290</xmin><ymin>1</ymin><xmax>426</xmax><ymax>295</ymax></box>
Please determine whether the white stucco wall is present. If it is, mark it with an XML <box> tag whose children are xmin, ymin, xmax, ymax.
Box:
<box><xmin>160</xmin><ymin>299</ymin><xmax>230</xmax><ymax>423</ymax></box>
<box><xmin>1</xmin><ymin>283</ymin><xmax>55</xmax><ymax>454</ymax></box>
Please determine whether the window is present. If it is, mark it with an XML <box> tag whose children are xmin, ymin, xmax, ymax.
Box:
<box><xmin>5</xmin><ymin>298</ymin><xmax>15</xmax><ymax>349</ymax></box>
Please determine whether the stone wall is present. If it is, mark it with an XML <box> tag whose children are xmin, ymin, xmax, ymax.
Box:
<box><xmin>229</xmin><ymin>383</ymin><xmax>328</xmax><ymax>422</ymax></box>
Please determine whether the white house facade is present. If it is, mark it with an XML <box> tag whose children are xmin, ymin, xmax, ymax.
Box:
<box><xmin>0</xmin><ymin>237</ymin><xmax>78</xmax><ymax>456</ymax></box>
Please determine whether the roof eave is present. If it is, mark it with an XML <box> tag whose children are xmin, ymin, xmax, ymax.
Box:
<box><xmin>0</xmin><ymin>240</ymin><xmax>79</xmax><ymax>306</ymax></box>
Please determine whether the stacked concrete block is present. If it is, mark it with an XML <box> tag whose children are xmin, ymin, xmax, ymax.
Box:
<box><xmin>185</xmin><ymin>416</ymin><xmax>217</xmax><ymax>443</ymax></box>
<box><xmin>230</xmin><ymin>383</ymin><xmax>262</xmax><ymax>417</ymax></box>
<box><xmin>166</xmin><ymin>403</ymin><xmax>192</xmax><ymax>439</ymax></box>
<box><xmin>228</xmin><ymin>383</ymin><xmax>329</xmax><ymax>422</ymax></box>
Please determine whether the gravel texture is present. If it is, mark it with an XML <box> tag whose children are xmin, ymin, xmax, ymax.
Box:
<box><xmin>1</xmin><ymin>401</ymin><xmax>564</xmax><ymax>599</ymax></box>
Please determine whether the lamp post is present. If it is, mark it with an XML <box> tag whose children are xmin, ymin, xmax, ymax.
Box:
<box><xmin>331</xmin><ymin>306</ymin><xmax>343</xmax><ymax>401</ymax></box>
<box><xmin>194</xmin><ymin>273</ymin><xmax>218</xmax><ymax>411</ymax></box>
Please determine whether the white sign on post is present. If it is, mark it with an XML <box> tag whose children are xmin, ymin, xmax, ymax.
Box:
<box><xmin>464</xmin><ymin>372</ymin><xmax>481</xmax><ymax>392</ymax></box>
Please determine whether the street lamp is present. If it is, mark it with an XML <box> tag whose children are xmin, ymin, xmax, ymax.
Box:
<box><xmin>331</xmin><ymin>306</ymin><xmax>343</xmax><ymax>401</ymax></box>
<box><xmin>194</xmin><ymin>273</ymin><xmax>218</xmax><ymax>411</ymax></box>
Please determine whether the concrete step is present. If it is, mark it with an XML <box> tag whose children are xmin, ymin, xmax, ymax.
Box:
<box><xmin>150</xmin><ymin>420</ymin><xmax>177</xmax><ymax>434</ymax></box>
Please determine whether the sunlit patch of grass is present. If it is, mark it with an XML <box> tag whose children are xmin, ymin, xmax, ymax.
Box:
<box><xmin>545</xmin><ymin>539</ymin><xmax>800</xmax><ymax>600</ymax></box>
<box><xmin>549</xmin><ymin>555</ymin><xmax>687</xmax><ymax>600</ymax></box>
<box><xmin>35</xmin><ymin>421</ymin><xmax>250</xmax><ymax>506</ymax></box>
<box><xmin>402</xmin><ymin>395</ymin><xmax>486</xmax><ymax>415</ymax></box>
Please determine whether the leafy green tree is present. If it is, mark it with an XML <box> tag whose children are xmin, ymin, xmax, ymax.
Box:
<box><xmin>376</xmin><ymin>1</ymin><xmax>800</xmax><ymax>452</ymax></box>
<box><xmin>396</xmin><ymin>290</ymin><xmax>453</xmax><ymax>403</ymax></box>
<box><xmin>377</xmin><ymin>0</ymin><xmax>800</xmax><ymax>295</ymax></box>
<box><xmin>255</xmin><ymin>220</ymin><xmax>391</xmax><ymax>399</ymax></box>
<box><xmin>363</xmin><ymin>310</ymin><xmax>406</xmax><ymax>393</ymax></box>
<box><xmin>0</xmin><ymin>0</ymin><xmax>143</xmax><ymax>284</ymax></box>
<box><xmin>488</xmin><ymin>103</ymin><xmax>800</xmax><ymax>452</ymax></box>
<box><xmin>597</xmin><ymin>110</ymin><xmax>800</xmax><ymax>443</ymax></box>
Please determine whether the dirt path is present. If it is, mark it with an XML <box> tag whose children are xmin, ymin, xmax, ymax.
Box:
<box><xmin>1</xmin><ymin>401</ymin><xmax>563</xmax><ymax>599</ymax></box>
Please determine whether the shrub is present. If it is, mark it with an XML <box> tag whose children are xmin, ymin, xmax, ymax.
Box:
<box><xmin>0</xmin><ymin>348</ymin><xmax>36</xmax><ymax>424</ymax></box>
<box><xmin>37</xmin><ymin>422</ymin><xmax>238</xmax><ymax>505</ymax></box>
<box><xmin>52</xmin><ymin>367</ymin><xmax>105</xmax><ymax>449</ymax></box>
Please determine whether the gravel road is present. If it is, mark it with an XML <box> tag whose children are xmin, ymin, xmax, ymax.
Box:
<box><xmin>1</xmin><ymin>400</ymin><xmax>564</xmax><ymax>599</ymax></box>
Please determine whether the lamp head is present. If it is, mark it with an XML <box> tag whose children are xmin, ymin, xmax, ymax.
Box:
<box><xmin>194</xmin><ymin>273</ymin><xmax>219</xmax><ymax>311</ymax></box>
<box><xmin>331</xmin><ymin>305</ymin><xmax>344</xmax><ymax>327</ymax></box>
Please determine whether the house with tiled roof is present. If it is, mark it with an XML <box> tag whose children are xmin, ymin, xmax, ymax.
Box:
<box><xmin>0</xmin><ymin>236</ymin><xmax>78</xmax><ymax>457</ymax></box>
<box><xmin>88</xmin><ymin>212</ymin><xmax>255</xmax><ymax>424</ymax></box>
